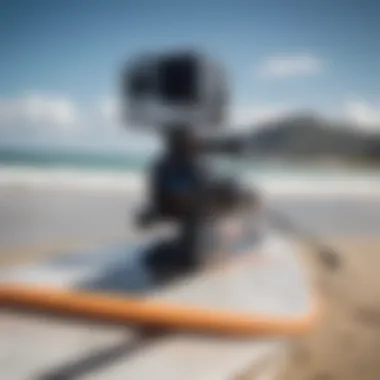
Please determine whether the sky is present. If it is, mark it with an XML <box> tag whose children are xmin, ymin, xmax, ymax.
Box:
<box><xmin>0</xmin><ymin>0</ymin><xmax>379</xmax><ymax>150</ymax></box>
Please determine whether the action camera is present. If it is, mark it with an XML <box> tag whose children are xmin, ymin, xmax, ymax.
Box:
<box><xmin>122</xmin><ymin>49</ymin><xmax>229</xmax><ymax>132</ymax></box>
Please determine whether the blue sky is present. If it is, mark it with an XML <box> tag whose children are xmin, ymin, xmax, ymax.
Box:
<box><xmin>0</xmin><ymin>0</ymin><xmax>379</xmax><ymax>148</ymax></box>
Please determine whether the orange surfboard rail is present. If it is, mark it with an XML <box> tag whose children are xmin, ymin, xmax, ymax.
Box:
<box><xmin>0</xmin><ymin>285</ymin><xmax>320</xmax><ymax>338</ymax></box>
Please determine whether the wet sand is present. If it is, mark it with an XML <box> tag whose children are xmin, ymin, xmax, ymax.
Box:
<box><xmin>239</xmin><ymin>238</ymin><xmax>380</xmax><ymax>380</ymax></box>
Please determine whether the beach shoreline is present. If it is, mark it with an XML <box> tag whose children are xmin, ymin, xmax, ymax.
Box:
<box><xmin>1</xmin><ymin>165</ymin><xmax>380</xmax><ymax>197</ymax></box>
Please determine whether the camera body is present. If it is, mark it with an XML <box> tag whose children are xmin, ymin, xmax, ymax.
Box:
<box><xmin>121</xmin><ymin>49</ymin><xmax>229</xmax><ymax>132</ymax></box>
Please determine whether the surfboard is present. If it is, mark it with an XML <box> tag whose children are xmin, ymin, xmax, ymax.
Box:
<box><xmin>0</xmin><ymin>215</ymin><xmax>318</xmax><ymax>380</ymax></box>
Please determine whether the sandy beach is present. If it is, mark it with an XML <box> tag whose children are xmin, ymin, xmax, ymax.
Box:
<box><xmin>1</xmin><ymin>183</ymin><xmax>380</xmax><ymax>379</ymax></box>
<box><xmin>238</xmin><ymin>238</ymin><xmax>380</xmax><ymax>380</ymax></box>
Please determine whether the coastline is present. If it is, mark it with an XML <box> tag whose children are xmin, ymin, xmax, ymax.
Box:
<box><xmin>1</xmin><ymin>165</ymin><xmax>380</xmax><ymax>197</ymax></box>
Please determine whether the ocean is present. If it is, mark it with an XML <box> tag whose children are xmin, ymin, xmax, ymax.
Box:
<box><xmin>2</xmin><ymin>146</ymin><xmax>380</xmax><ymax>176</ymax></box>
<box><xmin>1</xmin><ymin>148</ymin><xmax>380</xmax><ymax>196</ymax></box>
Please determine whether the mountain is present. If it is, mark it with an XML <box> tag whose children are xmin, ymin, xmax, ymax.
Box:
<box><xmin>243</xmin><ymin>114</ymin><xmax>380</xmax><ymax>164</ymax></box>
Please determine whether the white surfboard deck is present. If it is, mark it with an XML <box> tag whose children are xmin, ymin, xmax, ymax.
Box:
<box><xmin>0</xmin><ymin>231</ymin><xmax>314</xmax><ymax>380</ymax></box>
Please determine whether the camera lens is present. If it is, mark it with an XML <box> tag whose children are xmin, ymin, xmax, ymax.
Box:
<box><xmin>157</xmin><ymin>54</ymin><xmax>198</xmax><ymax>103</ymax></box>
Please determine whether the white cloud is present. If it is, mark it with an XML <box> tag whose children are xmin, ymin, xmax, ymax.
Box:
<box><xmin>343</xmin><ymin>99</ymin><xmax>380</xmax><ymax>131</ymax></box>
<box><xmin>96</xmin><ymin>97</ymin><xmax>160</xmax><ymax>152</ymax></box>
<box><xmin>255</xmin><ymin>54</ymin><xmax>324</xmax><ymax>79</ymax></box>
<box><xmin>99</xmin><ymin>97</ymin><xmax>121</xmax><ymax>125</ymax></box>
<box><xmin>0</xmin><ymin>93</ymin><xmax>161</xmax><ymax>154</ymax></box>
<box><xmin>2</xmin><ymin>91</ymin><xmax>378</xmax><ymax>150</ymax></box>
<box><xmin>0</xmin><ymin>94</ymin><xmax>77</xmax><ymax>129</ymax></box>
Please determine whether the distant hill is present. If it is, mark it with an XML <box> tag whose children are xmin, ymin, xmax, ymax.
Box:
<box><xmin>242</xmin><ymin>114</ymin><xmax>380</xmax><ymax>164</ymax></box>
